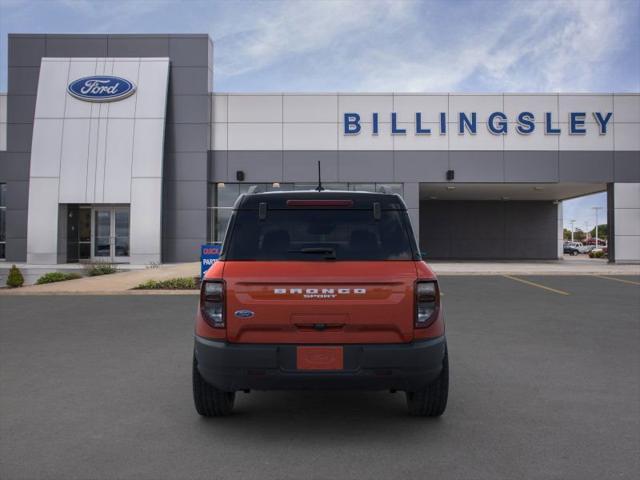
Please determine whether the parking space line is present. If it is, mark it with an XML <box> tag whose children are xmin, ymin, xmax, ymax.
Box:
<box><xmin>593</xmin><ymin>275</ymin><xmax>640</xmax><ymax>286</ymax></box>
<box><xmin>502</xmin><ymin>275</ymin><xmax>570</xmax><ymax>296</ymax></box>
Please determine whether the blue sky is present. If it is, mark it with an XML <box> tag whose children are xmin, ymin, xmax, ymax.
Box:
<box><xmin>563</xmin><ymin>191</ymin><xmax>606</xmax><ymax>234</ymax></box>
<box><xmin>1</xmin><ymin>0</ymin><xmax>638</xmax><ymax>228</ymax></box>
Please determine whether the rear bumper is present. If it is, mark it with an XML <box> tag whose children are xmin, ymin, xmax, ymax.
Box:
<box><xmin>194</xmin><ymin>335</ymin><xmax>446</xmax><ymax>392</ymax></box>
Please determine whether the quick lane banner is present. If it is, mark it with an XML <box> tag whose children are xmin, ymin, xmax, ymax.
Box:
<box><xmin>201</xmin><ymin>244</ymin><xmax>222</xmax><ymax>279</ymax></box>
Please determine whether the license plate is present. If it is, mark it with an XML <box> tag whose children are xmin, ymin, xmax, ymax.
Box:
<box><xmin>296</xmin><ymin>346</ymin><xmax>344</xmax><ymax>370</ymax></box>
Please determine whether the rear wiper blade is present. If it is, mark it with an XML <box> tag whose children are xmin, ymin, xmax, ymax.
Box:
<box><xmin>288</xmin><ymin>247</ymin><xmax>337</xmax><ymax>259</ymax></box>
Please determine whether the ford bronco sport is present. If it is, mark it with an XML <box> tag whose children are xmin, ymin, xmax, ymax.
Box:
<box><xmin>193</xmin><ymin>189</ymin><xmax>448</xmax><ymax>416</ymax></box>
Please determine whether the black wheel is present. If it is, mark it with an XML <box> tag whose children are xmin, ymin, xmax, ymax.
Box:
<box><xmin>572</xmin><ymin>250</ymin><xmax>579</xmax><ymax>256</ymax></box>
<box><xmin>192</xmin><ymin>355</ymin><xmax>235</xmax><ymax>417</ymax></box>
<box><xmin>406</xmin><ymin>347</ymin><xmax>449</xmax><ymax>417</ymax></box>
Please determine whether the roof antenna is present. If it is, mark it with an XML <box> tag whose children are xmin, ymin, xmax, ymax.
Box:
<box><xmin>316</xmin><ymin>160</ymin><xmax>324</xmax><ymax>192</ymax></box>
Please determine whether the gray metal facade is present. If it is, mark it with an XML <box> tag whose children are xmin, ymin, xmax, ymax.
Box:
<box><xmin>0</xmin><ymin>33</ymin><xmax>213</xmax><ymax>263</ymax></box>
<box><xmin>208</xmin><ymin>150</ymin><xmax>639</xmax><ymax>184</ymax></box>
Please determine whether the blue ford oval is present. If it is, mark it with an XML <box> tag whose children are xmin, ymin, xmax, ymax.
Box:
<box><xmin>234</xmin><ymin>310</ymin><xmax>255</xmax><ymax>319</ymax></box>
<box><xmin>67</xmin><ymin>76</ymin><xmax>136</xmax><ymax>102</ymax></box>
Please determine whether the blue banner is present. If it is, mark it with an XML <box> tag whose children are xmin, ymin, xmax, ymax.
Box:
<box><xmin>201</xmin><ymin>243</ymin><xmax>222</xmax><ymax>279</ymax></box>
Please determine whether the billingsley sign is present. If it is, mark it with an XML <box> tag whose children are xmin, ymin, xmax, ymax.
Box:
<box><xmin>343</xmin><ymin>111</ymin><xmax>613</xmax><ymax>136</ymax></box>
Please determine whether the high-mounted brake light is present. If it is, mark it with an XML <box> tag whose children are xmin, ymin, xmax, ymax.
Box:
<box><xmin>286</xmin><ymin>199</ymin><xmax>354</xmax><ymax>207</ymax></box>
<box><xmin>201</xmin><ymin>280</ymin><xmax>225</xmax><ymax>328</ymax></box>
<box><xmin>415</xmin><ymin>281</ymin><xmax>439</xmax><ymax>328</ymax></box>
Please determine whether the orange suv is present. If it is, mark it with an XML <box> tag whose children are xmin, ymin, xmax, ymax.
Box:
<box><xmin>193</xmin><ymin>189</ymin><xmax>448</xmax><ymax>416</ymax></box>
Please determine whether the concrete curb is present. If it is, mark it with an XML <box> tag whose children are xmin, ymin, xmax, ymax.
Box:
<box><xmin>0</xmin><ymin>262</ymin><xmax>201</xmax><ymax>295</ymax></box>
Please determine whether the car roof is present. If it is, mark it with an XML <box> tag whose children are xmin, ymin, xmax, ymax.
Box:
<box><xmin>233</xmin><ymin>189</ymin><xmax>408</xmax><ymax>210</ymax></box>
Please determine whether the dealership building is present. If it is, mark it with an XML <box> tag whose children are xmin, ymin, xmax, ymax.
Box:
<box><xmin>0</xmin><ymin>33</ymin><xmax>638</xmax><ymax>265</ymax></box>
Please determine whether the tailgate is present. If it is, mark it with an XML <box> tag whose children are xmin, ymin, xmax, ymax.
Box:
<box><xmin>223</xmin><ymin>261</ymin><xmax>417</xmax><ymax>344</ymax></box>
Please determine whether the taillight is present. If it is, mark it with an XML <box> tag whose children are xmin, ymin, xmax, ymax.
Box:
<box><xmin>201</xmin><ymin>280</ymin><xmax>225</xmax><ymax>328</ymax></box>
<box><xmin>415</xmin><ymin>281</ymin><xmax>439</xmax><ymax>328</ymax></box>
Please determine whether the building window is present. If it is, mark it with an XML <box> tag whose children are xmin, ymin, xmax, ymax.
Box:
<box><xmin>207</xmin><ymin>182</ymin><xmax>404</xmax><ymax>243</ymax></box>
<box><xmin>0</xmin><ymin>183</ymin><xmax>6</xmax><ymax>259</ymax></box>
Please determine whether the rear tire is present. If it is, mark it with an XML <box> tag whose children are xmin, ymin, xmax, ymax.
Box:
<box><xmin>406</xmin><ymin>347</ymin><xmax>449</xmax><ymax>417</ymax></box>
<box><xmin>572</xmin><ymin>250</ymin><xmax>579</xmax><ymax>256</ymax></box>
<box><xmin>192</xmin><ymin>355</ymin><xmax>235</xmax><ymax>417</ymax></box>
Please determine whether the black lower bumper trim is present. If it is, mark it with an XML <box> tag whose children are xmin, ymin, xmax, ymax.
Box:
<box><xmin>194</xmin><ymin>336</ymin><xmax>446</xmax><ymax>392</ymax></box>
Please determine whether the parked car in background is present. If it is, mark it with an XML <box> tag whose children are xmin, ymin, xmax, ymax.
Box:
<box><xmin>584</xmin><ymin>238</ymin><xmax>607</xmax><ymax>246</ymax></box>
<box><xmin>564</xmin><ymin>243</ymin><xmax>581</xmax><ymax>256</ymax></box>
<box><xmin>580</xmin><ymin>244</ymin><xmax>596</xmax><ymax>254</ymax></box>
<box><xmin>563</xmin><ymin>242</ymin><xmax>584</xmax><ymax>255</ymax></box>
<box><xmin>589</xmin><ymin>246</ymin><xmax>608</xmax><ymax>258</ymax></box>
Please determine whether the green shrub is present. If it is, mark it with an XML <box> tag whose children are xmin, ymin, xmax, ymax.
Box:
<box><xmin>85</xmin><ymin>263</ymin><xmax>118</xmax><ymax>276</ymax></box>
<box><xmin>36</xmin><ymin>272</ymin><xmax>82</xmax><ymax>285</ymax></box>
<box><xmin>589</xmin><ymin>250</ymin><xmax>606</xmax><ymax>259</ymax></box>
<box><xmin>6</xmin><ymin>265</ymin><xmax>24</xmax><ymax>288</ymax></box>
<box><xmin>134</xmin><ymin>277</ymin><xmax>198</xmax><ymax>290</ymax></box>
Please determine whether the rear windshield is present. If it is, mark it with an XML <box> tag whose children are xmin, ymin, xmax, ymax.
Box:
<box><xmin>223</xmin><ymin>209</ymin><xmax>416</xmax><ymax>261</ymax></box>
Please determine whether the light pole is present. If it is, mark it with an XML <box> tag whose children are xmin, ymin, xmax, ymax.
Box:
<box><xmin>570</xmin><ymin>219</ymin><xmax>576</xmax><ymax>242</ymax></box>
<box><xmin>592</xmin><ymin>206</ymin><xmax>603</xmax><ymax>248</ymax></box>
<box><xmin>584</xmin><ymin>221</ymin><xmax>591</xmax><ymax>242</ymax></box>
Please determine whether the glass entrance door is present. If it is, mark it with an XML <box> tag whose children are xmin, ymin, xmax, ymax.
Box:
<box><xmin>94</xmin><ymin>209</ymin><xmax>111</xmax><ymax>259</ymax></box>
<box><xmin>66</xmin><ymin>205</ymin><xmax>92</xmax><ymax>262</ymax></box>
<box><xmin>113</xmin><ymin>208</ymin><xmax>130</xmax><ymax>260</ymax></box>
<box><xmin>92</xmin><ymin>206</ymin><xmax>130</xmax><ymax>262</ymax></box>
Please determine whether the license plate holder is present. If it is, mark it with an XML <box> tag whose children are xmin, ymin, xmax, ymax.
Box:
<box><xmin>296</xmin><ymin>346</ymin><xmax>344</xmax><ymax>371</ymax></box>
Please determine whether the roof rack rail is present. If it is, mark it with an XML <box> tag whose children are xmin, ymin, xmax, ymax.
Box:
<box><xmin>246</xmin><ymin>185</ymin><xmax>264</xmax><ymax>194</ymax></box>
<box><xmin>377</xmin><ymin>184</ymin><xmax>394</xmax><ymax>195</ymax></box>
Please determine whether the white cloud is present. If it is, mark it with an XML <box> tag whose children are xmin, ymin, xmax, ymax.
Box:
<box><xmin>213</xmin><ymin>0</ymin><xmax>635</xmax><ymax>92</ymax></box>
<box><xmin>0</xmin><ymin>0</ymin><xmax>635</xmax><ymax>92</ymax></box>
<box><xmin>344</xmin><ymin>0</ymin><xmax>630</xmax><ymax>92</ymax></box>
<box><xmin>212</xmin><ymin>0</ymin><xmax>413</xmax><ymax>79</ymax></box>
<box><xmin>476</xmin><ymin>0</ymin><xmax>627</xmax><ymax>92</ymax></box>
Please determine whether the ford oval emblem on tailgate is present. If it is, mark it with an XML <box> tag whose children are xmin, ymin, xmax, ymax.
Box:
<box><xmin>234</xmin><ymin>310</ymin><xmax>255</xmax><ymax>318</ymax></box>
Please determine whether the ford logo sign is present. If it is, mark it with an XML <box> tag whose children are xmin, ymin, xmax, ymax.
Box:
<box><xmin>234</xmin><ymin>310</ymin><xmax>255</xmax><ymax>318</ymax></box>
<box><xmin>67</xmin><ymin>76</ymin><xmax>136</xmax><ymax>102</ymax></box>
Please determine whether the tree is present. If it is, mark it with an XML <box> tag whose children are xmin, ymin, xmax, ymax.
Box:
<box><xmin>589</xmin><ymin>224</ymin><xmax>608</xmax><ymax>239</ymax></box>
<box><xmin>573</xmin><ymin>228</ymin><xmax>586</xmax><ymax>242</ymax></box>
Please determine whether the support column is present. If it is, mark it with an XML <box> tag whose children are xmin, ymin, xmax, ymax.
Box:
<box><xmin>557</xmin><ymin>201</ymin><xmax>564</xmax><ymax>259</ymax></box>
<box><xmin>609</xmin><ymin>183</ymin><xmax>640</xmax><ymax>263</ymax></box>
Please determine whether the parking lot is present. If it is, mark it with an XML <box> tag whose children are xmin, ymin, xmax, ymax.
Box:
<box><xmin>1</xmin><ymin>275</ymin><xmax>638</xmax><ymax>480</ymax></box>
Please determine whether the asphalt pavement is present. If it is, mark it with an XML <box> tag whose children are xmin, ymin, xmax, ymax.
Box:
<box><xmin>1</xmin><ymin>275</ymin><xmax>638</xmax><ymax>480</ymax></box>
